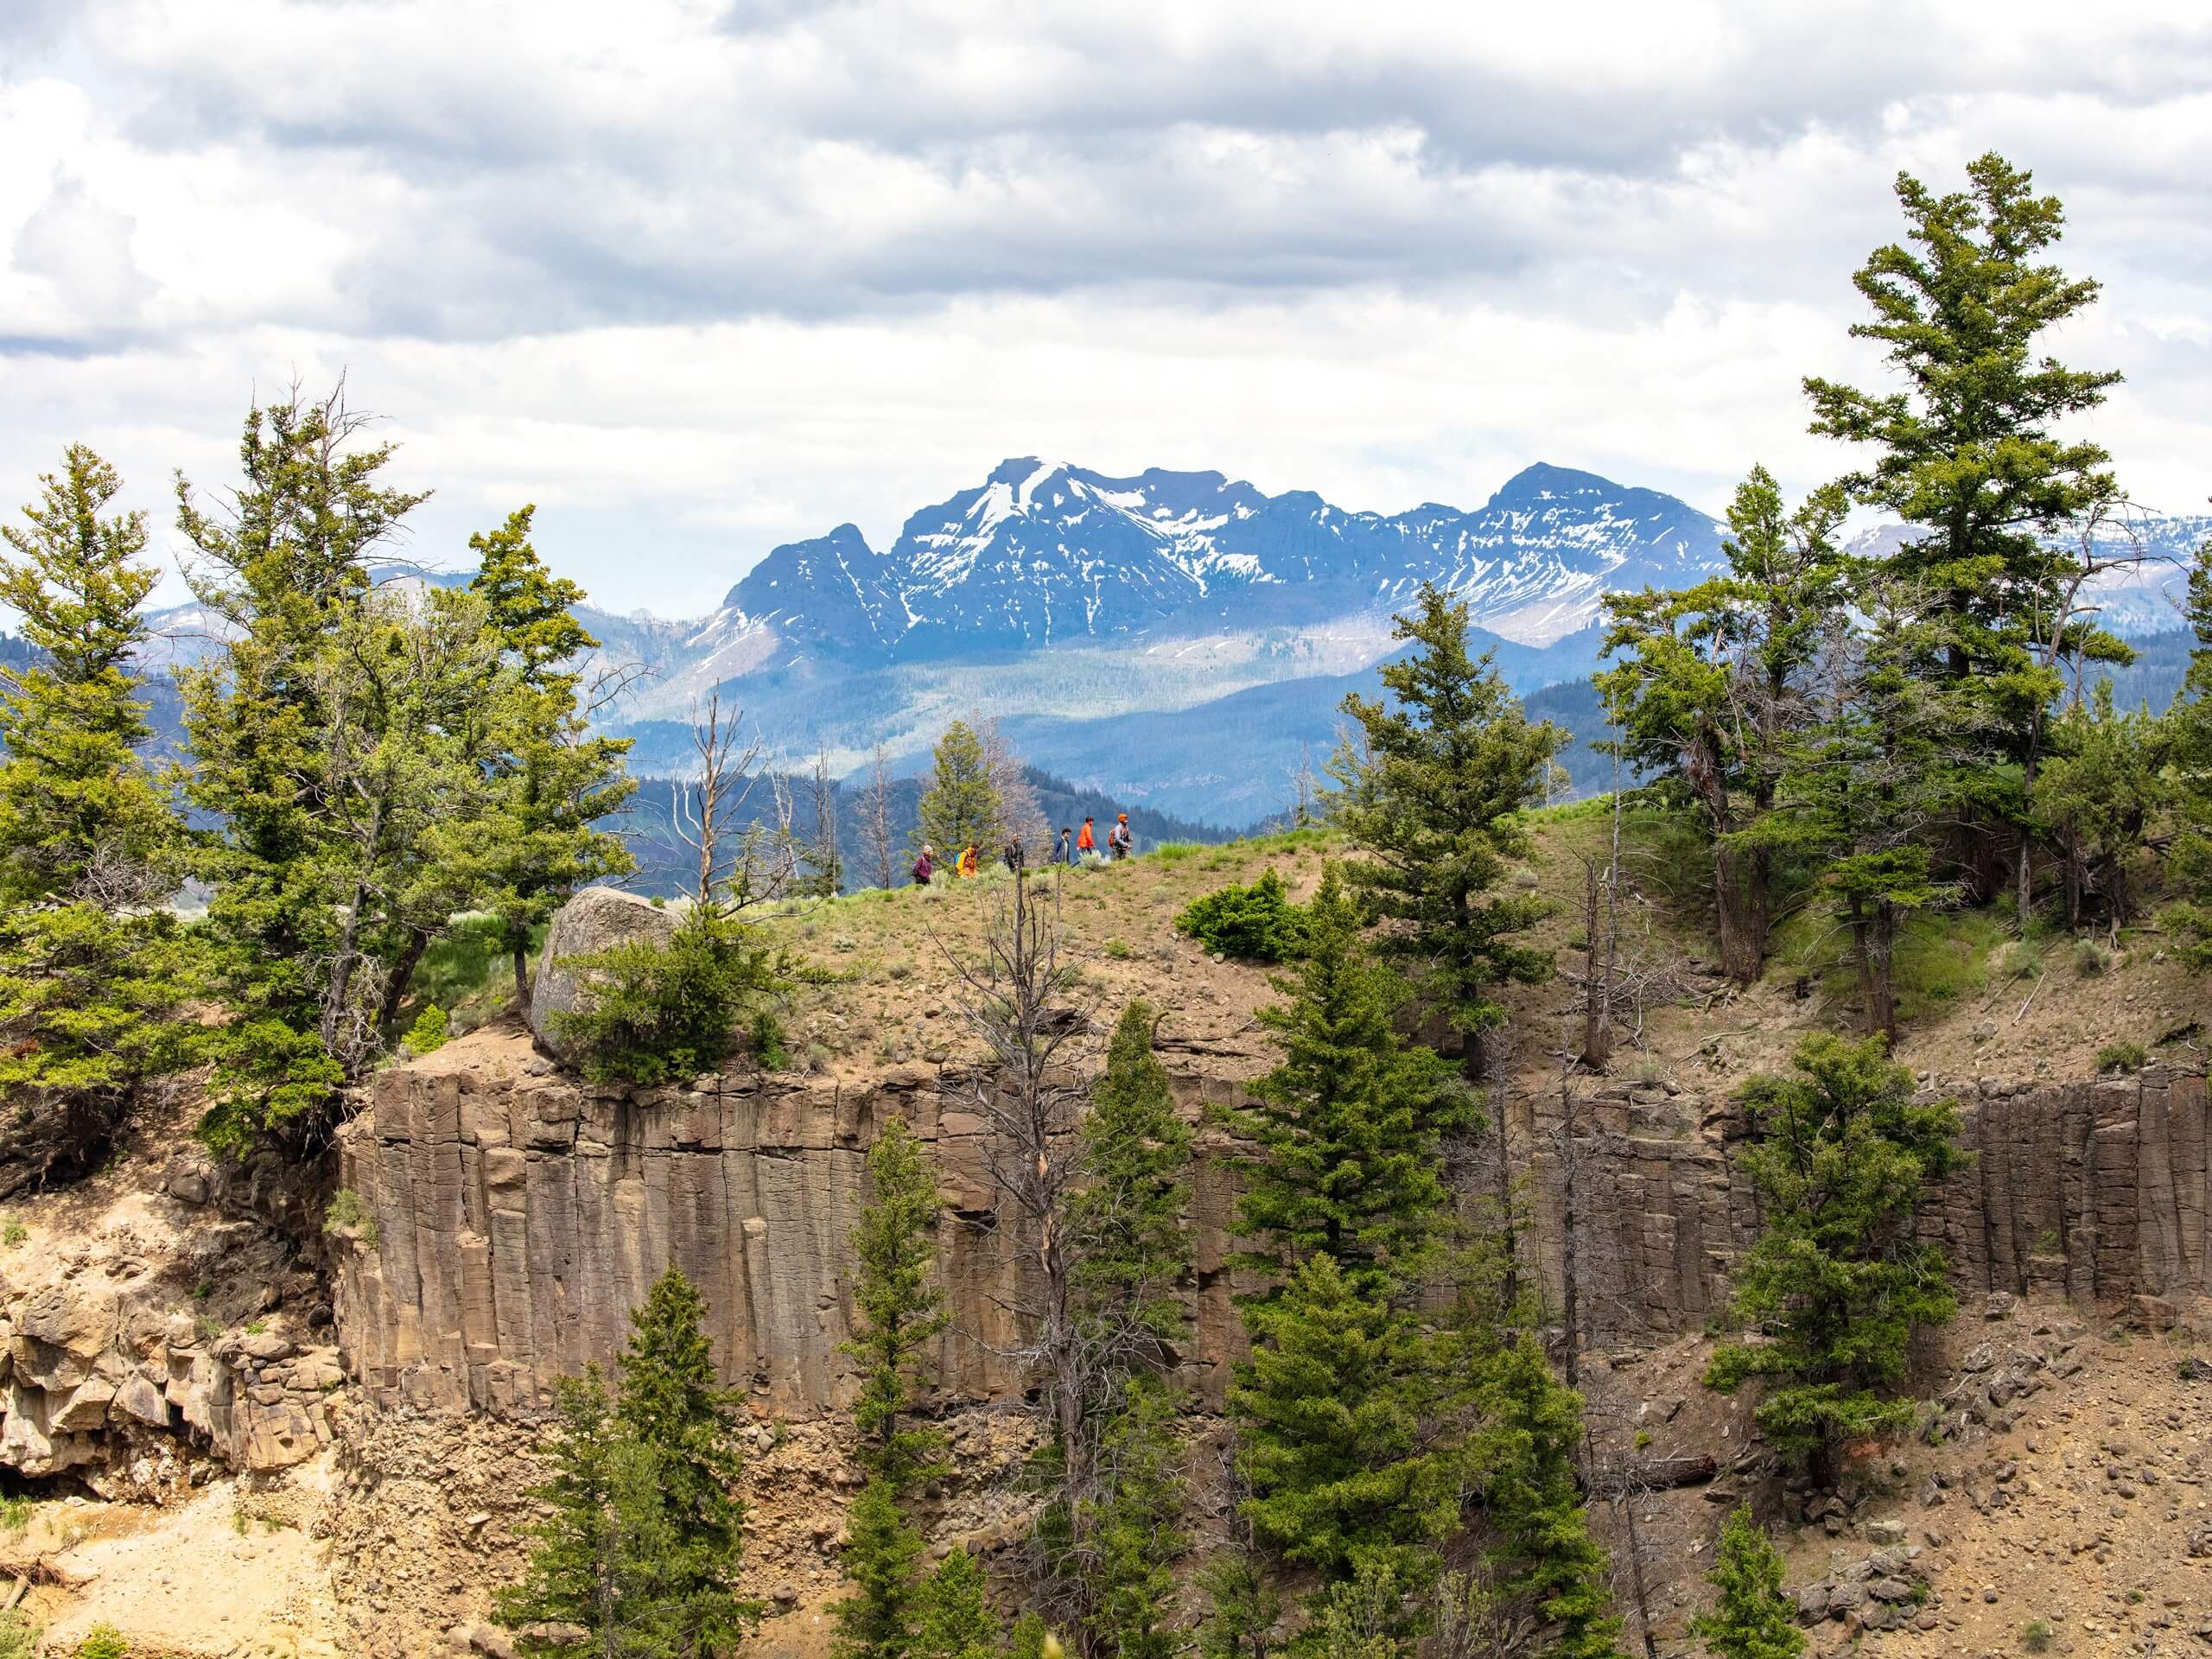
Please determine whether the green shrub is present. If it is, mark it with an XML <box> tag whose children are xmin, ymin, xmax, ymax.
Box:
<box><xmin>404</xmin><ymin>1002</ymin><xmax>450</xmax><ymax>1055</ymax></box>
<box><xmin>1990</xmin><ymin>940</ymin><xmax>2038</xmax><ymax>982</ymax></box>
<box><xmin>322</xmin><ymin>1185</ymin><xmax>376</xmax><ymax>1247</ymax></box>
<box><xmin>2096</xmin><ymin>1040</ymin><xmax>2146</xmax><ymax>1074</ymax></box>
<box><xmin>76</xmin><ymin>1625</ymin><xmax>129</xmax><ymax>1659</ymax></box>
<box><xmin>2021</xmin><ymin>1619</ymin><xmax>2055</xmax><ymax>1653</ymax></box>
<box><xmin>0</xmin><ymin>1496</ymin><xmax>32</xmax><ymax>1533</ymax></box>
<box><xmin>0</xmin><ymin>1612</ymin><xmax>35</xmax><ymax>1659</ymax></box>
<box><xmin>2074</xmin><ymin>938</ymin><xmax>2113</xmax><ymax>977</ymax></box>
<box><xmin>749</xmin><ymin>1008</ymin><xmax>790</xmax><ymax>1072</ymax></box>
<box><xmin>0</xmin><ymin>1219</ymin><xmax>22</xmax><ymax>1248</ymax></box>
<box><xmin>1173</xmin><ymin>870</ymin><xmax>1308</xmax><ymax>961</ymax></box>
<box><xmin>1103</xmin><ymin>938</ymin><xmax>1133</xmax><ymax>960</ymax></box>
<box><xmin>545</xmin><ymin>908</ymin><xmax>785</xmax><ymax>1086</ymax></box>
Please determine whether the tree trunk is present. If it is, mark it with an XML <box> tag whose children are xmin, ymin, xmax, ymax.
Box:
<box><xmin>378</xmin><ymin>930</ymin><xmax>433</xmax><ymax>1044</ymax></box>
<box><xmin>1870</xmin><ymin>901</ymin><xmax>1898</xmax><ymax>1039</ymax></box>
<box><xmin>1559</xmin><ymin>1076</ymin><xmax>1579</xmax><ymax>1387</ymax></box>
<box><xmin>1580</xmin><ymin>860</ymin><xmax>1611</xmax><ymax>1070</ymax></box>
<box><xmin>1847</xmin><ymin>896</ymin><xmax>1879</xmax><ymax>1038</ymax></box>
<box><xmin>512</xmin><ymin>941</ymin><xmax>531</xmax><ymax>1006</ymax></box>
<box><xmin>1713</xmin><ymin>839</ymin><xmax>1765</xmax><ymax>985</ymax></box>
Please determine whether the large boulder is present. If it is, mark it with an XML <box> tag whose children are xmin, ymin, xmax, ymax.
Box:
<box><xmin>528</xmin><ymin>887</ymin><xmax>677</xmax><ymax>1065</ymax></box>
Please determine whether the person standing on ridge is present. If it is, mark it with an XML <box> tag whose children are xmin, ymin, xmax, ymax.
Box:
<box><xmin>1077</xmin><ymin>817</ymin><xmax>1096</xmax><ymax>857</ymax></box>
<box><xmin>912</xmin><ymin>845</ymin><xmax>933</xmax><ymax>887</ymax></box>
<box><xmin>959</xmin><ymin>842</ymin><xmax>979</xmax><ymax>878</ymax></box>
<box><xmin>1055</xmin><ymin>826</ymin><xmax>1074</xmax><ymax>866</ymax></box>
<box><xmin>1108</xmin><ymin>812</ymin><xmax>1134</xmax><ymax>861</ymax></box>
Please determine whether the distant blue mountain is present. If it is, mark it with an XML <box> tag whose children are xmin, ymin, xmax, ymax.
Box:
<box><xmin>721</xmin><ymin>459</ymin><xmax>1726</xmax><ymax>663</ymax></box>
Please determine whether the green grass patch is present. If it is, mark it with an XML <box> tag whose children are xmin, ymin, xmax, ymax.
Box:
<box><xmin>410</xmin><ymin>912</ymin><xmax>548</xmax><ymax>1026</ymax></box>
<box><xmin>1147</xmin><ymin>841</ymin><xmax>1205</xmax><ymax>866</ymax></box>
<box><xmin>1769</xmin><ymin>902</ymin><xmax>2006</xmax><ymax>1022</ymax></box>
<box><xmin>2096</xmin><ymin>1040</ymin><xmax>2146</xmax><ymax>1074</ymax></box>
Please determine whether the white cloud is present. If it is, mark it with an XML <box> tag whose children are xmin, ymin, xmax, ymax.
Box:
<box><xmin>1</xmin><ymin>0</ymin><xmax>2207</xmax><ymax>614</ymax></box>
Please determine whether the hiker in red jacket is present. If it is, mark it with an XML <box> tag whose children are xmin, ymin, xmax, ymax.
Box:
<box><xmin>1077</xmin><ymin>817</ymin><xmax>1096</xmax><ymax>855</ymax></box>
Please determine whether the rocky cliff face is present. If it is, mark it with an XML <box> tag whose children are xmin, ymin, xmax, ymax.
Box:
<box><xmin>1519</xmin><ymin>1067</ymin><xmax>2212</xmax><ymax>1346</ymax></box>
<box><xmin>333</xmin><ymin>1026</ymin><xmax>1245</xmax><ymax>1420</ymax></box>
<box><xmin>334</xmin><ymin>1024</ymin><xmax>2211</xmax><ymax>1420</ymax></box>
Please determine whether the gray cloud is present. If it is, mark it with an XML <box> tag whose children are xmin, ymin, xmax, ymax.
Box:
<box><xmin>1</xmin><ymin>1</ymin><xmax>2207</xmax><ymax>616</ymax></box>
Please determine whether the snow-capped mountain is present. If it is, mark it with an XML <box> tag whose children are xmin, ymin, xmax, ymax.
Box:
<box><xmin>713</xmin><ymin>458</ymin><xmax>1729</xmax><ymax>664</ymax></box>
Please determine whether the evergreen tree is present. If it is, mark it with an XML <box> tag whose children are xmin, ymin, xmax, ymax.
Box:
<box><xmin>1080</xmin><ymin>1374</ymin><xmax>1189</xmax><ymax>1659</ymax></box>
<box><xmin>176</xmin><ymin>386</ymin><xmax>499</xmax><ymax>1146</ymax></box>
<box><xmin>832</xmin><ymin>1478</ymin><xmax>927</xmax><ymax>1659</ymax></box>
<box><xmin>1705</xmin><ymin>1035</ymin><xmax>1966</xmax><ymax>1482</ymax></box>
<box><xmin>1037</xmin><ymin>1003</ymin><xmax>1192</xmax><ymax>1655</ymax></box>
<box><xmin>463</xmin><ymin>505</ymin><xmax>635</xmax><ymax>999</ymax></box>
<box><xmin>611</xmin><ymin>1268</ymin><xmax>760</xmax><ymax>1652</ymax></box>
<box><xmin>496</xmin><ymin>1369</ymin><xmax>715</xmax><ymax>1659</ymax></box>
<box><xmin>1599</xmin><ymin>469</ymin><xmax>1850</xmax><ymax>982</ymax></box>
<box><xmin>1230</xmin><ymin>1253</ymin><xmax>1459</xmax><ymax>1616</ymax></box>
<box><xmin>1227</xmin><ymin>866</ymin><xmax>1465</xmax><ymax>1293</ymax></box>
<box><xmin>1689</xmin><ymin>1508</ymin><xmax>1802</xmax><ymax>1659</ymax></box>
<box><xmin>1196</xmin><ymin>1542</ymin><xmax>1281</xmax><ymax>1659</ymax></box>
<box><xmin>833</xmin><ymin>1121</ymin><xmax>946</xmax><ymax>1659</ymax></box>
<box><xmin>1070</xmin><ymin>1000</ymin><xmax>1193</xmax><ymax>1373</ymax></box>
<box><xmin>915</xmin><ymin>721</ymin><xmax>1002</xmax><ymax>859</ymax></box>
<box><xmin>1335</xmin><ymin>582</ymin><xmax>1566</xmax><ymax>1077</ymax></box>
<box><xmin>2036</xmin><ymin>683</ymin><xmax>2170</xmax><ymax>931</ymax></box>
<box><xmin>2168</xmin><ymin>535</ymin><xmax>2212</xmax><ymax>969</ymax></box>
<box><xmin>914</xmin><ymin>1548</ymin><xmax>1001</xmax><ymax>1659</ymax></box>
<box><xmin>1465</xmin><ymin>1333</ymin><xmax>1620</xmax><ymax>1659</ymax></box>
<box><xmin>499</xmin><ymin>1271</ymin><xmax>761</xmax><ymax>1658</ymax></box>
<box><xmin>1744</xmin><ymin>593</ymin><xmax>1948</xmax><ymax>1037</ymax></box>
<box><xmin>0</xmin><ymin>446</ymin><xmax>196</xmax><ymax>1143</ymax></box>
<box><xmin>843</xmin><ymin>1116</ymin><xmax>950</xmax><ymax>1489</ymax></box>
<box><xmin>1804</xmin><ymin>153</ymin><xmax>2126</xmax><ymax>901</ymax></box>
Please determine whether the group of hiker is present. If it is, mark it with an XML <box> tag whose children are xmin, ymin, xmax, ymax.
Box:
<box><xmin>911</xmin><ymin>812</ymin><xmax>1134</xmax><ymax>887</ymax></box>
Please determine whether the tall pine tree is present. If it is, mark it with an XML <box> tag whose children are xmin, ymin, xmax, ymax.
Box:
<box><xmin>463</xmin><ymin>505</ymin><xmax>635</xmax><ymax>999</ymax></box>
<box><xmin>1600</xmin><ymin>469</ymin><xmax>1850</xmax><ymax>983</ymax></box>
<box><xmin>612</xmin><ymin>1268</ymin><xmax>760</xmax><ymax>1654</ymax></box>
<box><xmin>834</xmin><ymin>1119</ymin><xmax>948</xmax><ymax>1659</ymax></box>
<box><xmin>499</xmin><ymin>1269</ymin><xmax>760</xmax><ymax>1657</ymax></box>
<box><xmin>1335</xmin><ymin>582</ymin><xmax>1565</xmax><ymax>1078</ymax></box>
<box><xmin>1689</xmin><ymin>1508</ymin><xmax>1802</xmax><ymax>1659</ymax></box>
<box><xmin>1805</xmin><ymin>152</ymin><xmax>2125</xmax><ymax>907</ymax></box>
<box><xmin>1706</xmin><ymin>1035</ymin><xmax>1965</xmax><ymax>1483</ymax></box>
<box><xmin>914</xmin><ymin>721</ymin><xmax>1002</xmax><ymax>861</ymax></box>
<box><xmin>0</xmin><ymin>445</ymin><xmax>195</xmax><ymax>1173</ymax></box>
<box><xmin>1230</xmin><ymin>1253</ymin><xmax>1459</xmax><ymax>1615</ymax></box>
<box><xmin>1227</xmin><ymin>866</ymin><xmax>1465</xmax><ymax>1294</ymax></box>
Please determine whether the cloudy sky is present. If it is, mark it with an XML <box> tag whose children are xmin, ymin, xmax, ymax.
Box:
<box><xmin>3</xmin><ymin>0</ymin><xmax>2209</xmax><ymax>615</ymax></box>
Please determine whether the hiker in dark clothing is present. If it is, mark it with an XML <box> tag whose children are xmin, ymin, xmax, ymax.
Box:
<box><xmin>1002</xmin><ymin>836</ymin><xmax>1026</xmax><ymax>874</ymax></box>
<box><xmin>912</xmin><ymin>846</ymin><xmax>934</xmax><ymax>886</ymax></box>
<box><xmin>1055</xmin><ymin>827</ymin><xmax>1074</xmax><ymax>866</ymax></box>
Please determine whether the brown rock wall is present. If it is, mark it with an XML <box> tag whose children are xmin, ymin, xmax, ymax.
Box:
<box><xmin>336</xmin><ymin>1033</ymin><xmax>2211</xmax><ymax>1417</ymax></box>
<box><xmin>333</xmin><ymin>1033</ymin><xmax>1250</xmax><ymax>1419</ymax></box>
<box><xmin>1527</xmin><ymin>1068</ymin><xmax>2212</xmax><ymax>1345</ymax></box>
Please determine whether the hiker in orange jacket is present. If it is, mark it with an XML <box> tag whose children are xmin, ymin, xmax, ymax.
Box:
<box><xmin>1077</xmin><ymin>817</ymin><xmax>1096</xmax><ymax>855</ymax></box>
<box><xmin>958</xmin><ymin>842</ymin><xmax>979</xmax><ymax>878</ymax></box>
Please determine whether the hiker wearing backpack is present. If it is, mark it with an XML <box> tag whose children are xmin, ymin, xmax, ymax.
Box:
<box><xmin>1108</xmin><ymin>813</ymin><xmax>1134</xmax><ymax>861</ymax></box>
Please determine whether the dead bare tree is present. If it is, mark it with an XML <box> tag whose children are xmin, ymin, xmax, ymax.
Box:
<box><xmin>859</xmin><ymin>741</ymin><xmax>899</xmax><ymax>889</ymax></box>
<box><xmin>933</xmin><ymin>866</ymin><xmax>1097</xmax><ymax>1465</ymax></box>
<box><xmin>804</xmin><ymin>744</ymin><xmax>842</xmax><ymax>896</ymax></box>
<box><xmin>671</xmin><ymin>689</ymin><xmax>767</xmax><ymax>911</ymax></box>
<box><xmin>976</xmin><ymin>714</ymin><xmax>1047</xmax><ymax>857</ymax></box>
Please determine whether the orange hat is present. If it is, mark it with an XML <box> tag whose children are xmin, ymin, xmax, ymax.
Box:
<box><xmin>1117</xmin><ymin>812</ymin><xmax>1128</xmax><ymax>821</ymax></box>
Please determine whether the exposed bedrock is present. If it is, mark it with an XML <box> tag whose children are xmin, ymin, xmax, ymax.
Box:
<box><xmin>334</xmin><ymin>1030</ymin><xmax>2210</xmax><ymax>1421</ymax></box>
